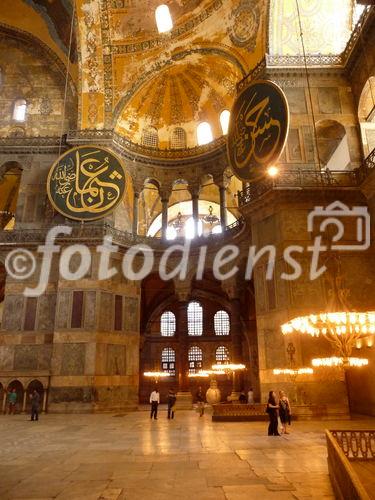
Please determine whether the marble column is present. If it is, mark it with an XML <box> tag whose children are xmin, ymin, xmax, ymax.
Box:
<box><xmin>22</xmin><ymin>390</ymin><xmax>27</xmax><ymax>413</ymax></box>
<box><xmin>219</xmin><ymin>185</ymin><xmax>227</xmax><ymax>231</ymax></box>
<box><xmin>161</xmin><ymin>198</ymin><xmax>169</xmax><ymax>240</ymax></box>
<box><xmin>175</xmin><ymin>300</ymin><xmax>193</xmax><ymax>409</ymax></box>
<box><xmin>42</xmin><ymin>389</ymin><xmax>48</xmax><ymax>413</ymax></box>
<box><xmin>132</xmin><ymin>191</ymin><xmax>140</xmax><ymax>236</ymax></box>
<box><xmin>192</xmin><ymin>194</ymin><xmax>199</xmax><ymax>237</ymax></box>
<box><xmin>2</xmin><ymin>391</ymin><xmax>6</xmax><ymax>414</ymax></box>
<box><xmin>230</xmin><ymin>297</ymin><xmax>243</xmax><ymax>397</ymax></box>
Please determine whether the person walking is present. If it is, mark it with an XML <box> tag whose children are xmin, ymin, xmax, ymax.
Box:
<box><xmin>167</xmin><ymin>389</ymin><xmax>176</xmax><ymax>419</ymax></box>
<box><xmin>196</xmin><ymin>386</ymin><xmax>205</xmax><ymax>417</ymax></box>
<box><xmin>266</xmin><ymin>391</ymin><xmax>280</xmax><ymax>436</ymax></box>
<box><xmin>8</xmin><ymin>388</ymin><xmax>17</xmax><ymax>415</ymax></box>
<box><xmin>278</xmin><ymin>390</ymin><xmax>291</xmax><ymax>434</ymax></box>
<box><xmin>30</xmin><ymin>390</ymin><xmax>40</xmax><ymax>421</ymax></box>
<box><xmin>149</xmin><ymin>388</ymin><xmax>160</xmax><ymax>420</ymax></box>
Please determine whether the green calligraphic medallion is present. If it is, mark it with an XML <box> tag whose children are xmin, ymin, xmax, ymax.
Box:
<box><xmin>227</xmin><ymin>79</ymin><xmax>289</xmax><ymax>182</ymax></box>
<box><xmin>47</xmin><ymin>146</ymin><xmax>126</xmax><ymax>221</ymax></box>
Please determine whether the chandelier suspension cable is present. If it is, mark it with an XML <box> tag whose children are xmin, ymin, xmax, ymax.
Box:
<box><xmin>58</xmin><ymin>1</ymin><xmax>76</xmax><ymax>159</ymax></box>
<box><xmin>295</xmin><ymin>0</ymin><xmax>322</xmax><ymax>170</ymax></box>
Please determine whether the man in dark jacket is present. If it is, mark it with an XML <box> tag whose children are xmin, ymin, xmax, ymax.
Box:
<box><xmin>30</xmin><ymin>390</ymin><xmax>40</xmax><ymax>421</ymax></box>
<box><xmin>167</xmin><ymin>389</ymin><xmax>176</xmax><ymax>419</ymax></box>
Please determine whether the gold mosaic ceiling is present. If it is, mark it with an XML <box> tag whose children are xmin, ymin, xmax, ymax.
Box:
<box><xmin>0</xmin><ymin>1</ymin><xmax>366</xmax><ymax>150</ymax></box>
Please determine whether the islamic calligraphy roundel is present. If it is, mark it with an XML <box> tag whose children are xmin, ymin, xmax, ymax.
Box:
<box><xmin>47</xmin><ymin>146</ymin><xmax>126</xmax><ymax>221</ymax></box>
<box><xmin>227</xmin><ymin>79</ymin><xmax>289</xmax><ymax>182</ymax></box>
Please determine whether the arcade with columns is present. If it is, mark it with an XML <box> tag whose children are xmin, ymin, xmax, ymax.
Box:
<box><xmin>0</xmin><ymin>0</ymin><xmax>374</xmax><ymax>419</ymax></box>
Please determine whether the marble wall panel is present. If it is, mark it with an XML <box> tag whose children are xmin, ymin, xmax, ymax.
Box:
<box><xmin>318</xmin><ymin>87</ymin><xmax>342</xmax><ymax>114</ymax></box>
<box><xmin>0</xmin><ymin>346</ymin><xmax>14</xmax><ymax>370</ymax></box>
<box><xmin>3</xmin><ymin>295</ymin><xmax>24</xmax><ymax>331</ymax></box>
<box><xmin>56</xmin><ymin>292</ymin><xmax>70</xmax><ymax>329</ymax></box>
<box><xmin>106</xmin><ymin>344</ymin><xmax>126</xmax><ymax>375</ymax></box>
<box><xmin>284</xmin><ymin>88</ymin><xmax>307</xmax><ymax>114</ymax></box>
<box><xmin>60</xmin><ymin>343</ymin><xmax>85</xmax><ymax>375</ymax></box>
<box><xmin>84</xmin><ymin>291</ymin><xmax>96</xmax><ymax>330</ymax></box>
<box><xmin>99</xmin><ymin>292</ymin><xmax>113</xmax><ymax>332</ymax></box>
<box><xmin>124</xmin><ymin>297</ymin><xmax>139</xmax><ymax>332</ymax></box>
<box><xmin>37</xmin><ymin>294</ymin><xmax>56</xmax><ymax>331</ymax></box>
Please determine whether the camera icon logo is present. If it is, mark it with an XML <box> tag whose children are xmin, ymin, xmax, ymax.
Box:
<box><xmin>307</xmin><ymin>201</ymin><xmax>371</xmax><ymax>251</ymax></box>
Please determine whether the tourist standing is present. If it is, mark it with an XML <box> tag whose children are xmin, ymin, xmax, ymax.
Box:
<box><xmin>278</xmin><ymin>390</ymin><xmax>291</xmax><ymax>434</ymax></box>
<box><xmin>8</xmin><ymin>388</ymin><xmax>17</xmax><ymax>414</ymax></box>
<box><xmin>266</xmin><ymin>391</ymin><xmax>280</xmax><ymax>436</ymax></box>
<box><xmin>30</xmin><ymin>390</ymin><xmax>40</xmax><ymax>421</ymax></box>
<box><xmin>196</xmin><ymin>386</ymin><xmax>205</xmax><ymax>417</ymax></box>
<box><xmin>149</xmin><ymin>388</ymin><xmax>160</xmax><ymax>420</ymax></box>
<box><xmin>247</xmin><ymin>387</ymin><xmax>255</xmax><ymax>408</ymax></box>
<box><xmin>167</xmin><ymin>389</ymin><xmax>176</xmax><ymax>419</ymax></box>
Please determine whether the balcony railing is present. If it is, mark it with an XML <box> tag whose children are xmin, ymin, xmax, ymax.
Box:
<box><xmin>238</xmin><ymin>168</ymin><xmax>361</xmax><ymax>207</ymax></box>
<box><xmin>0</xmin><ymin>218</ymin><xmax>245</xmax><ymax>248</ymax></box>
<box><xmin>330</xmin><ymin>430</ymin><xmax>375</xmax><ymax>460</ymax></box>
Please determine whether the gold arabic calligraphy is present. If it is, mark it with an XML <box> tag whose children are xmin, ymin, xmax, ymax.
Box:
<box><xmin>49</xmin><ymin>148</ymin><xmax>125</xmax><ymax>219</ymax></box>
<box><xmin>233</xmin><ymin>92</ymin><xmax>282</xmax><ymax>170</ymax></box>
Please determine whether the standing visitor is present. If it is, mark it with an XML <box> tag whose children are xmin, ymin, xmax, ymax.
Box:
<box><xmin>167</xmin><ymin>389</ymin><xmax>176</xmax><ymax>419</ymax></box>
<box><xmin>266</xmin><ymin>391</ymin><xmax>280</xmax><ymax>436</ymax></box>
<box><xmin>278</xmin><ymin>390</ymin><xmax>291</xmax><ymax>434</ymax></box>
<box><xmin>239</xmin><ymin>390</ymin><xmax>247</xmax><ymax>403</ymax></box>
<box><xmin>30</xmin><ymin>389</ymin><xmax>40</xmax><ymax>421</ymax></box>
<box><xmin>247</xmin><ymin>387</ymin><xmax>255</xmax><ymax>408</ymax></box>
<box><xmin>149</xmin><ymin>388</ymin><xmax>160</xmax><ymax>420</ymax></box>
<box><xmin>8</xmin><ymin>388</ymin><xmax>17</xmax><ymax>414</ymax></box>
<box><xmin>196</xmin><ymin>386</ymin><xmax>205</xmax><ymax>417</ymax></box>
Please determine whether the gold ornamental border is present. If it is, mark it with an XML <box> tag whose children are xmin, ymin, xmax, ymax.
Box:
<box><xmin>227</xmin><ymin>78</ymin><xmax>290</xmax><ymax>183</ymax></box>
<box><xmin>47</xmin><ymin>144</ymin><xmax>127</xmax><ymax>222</ymax></box>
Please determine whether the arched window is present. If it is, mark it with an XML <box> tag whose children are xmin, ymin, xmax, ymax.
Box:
<box><xmin>13</xmin><ymin>99</ymin><xmax>27</xmax><ymax>122</ymax></box>
<box><xmin>155</xmin><ymin>4</ymin><xmax>173</xmax><ymax>33</ymax></box>
<box><xmin>220</xmin><ymin>110</ymin><xmax>230</xmax><ymax>135</ymax></box>
<box><xmin>160</xmin><ymin>311</ymin><xmax>176</xmax><ymax>336</ymax></box>
<box><xmin>188</xmin><ymin>301</ymin><xmax>203</xmax><ymax>336</ymax></box>
<box><xmin>170</xmin><ymin>127</ymin><xmax>186</xmax><ymax>149</ymax></box>
<box><xmin>214</xmin><ymin>310</ymin><xmax>230</xmax><ymax>335</ymax></box>
<box><xmin>197</xmin><ymin>122</ymin><xmax>213</xmax><ymax>146</ymax></box>
<box><xmin>215</xmin><ymin>346</ymin><xmax>230</xmax><ymax>364</ymax></box>
<box><xmin>161</xmin><ymin>347</ymin><xmax>175</xmax><ymax>375</ymax></box>
<box><xmin>142</xmin><ymin>127</ymin><xmax>159</xmax><ymax>148</ymax></box>
<box><xmin>189</xmin><ymin>346</ymin><xmax>203</xmax><ymax>374</ymax></box>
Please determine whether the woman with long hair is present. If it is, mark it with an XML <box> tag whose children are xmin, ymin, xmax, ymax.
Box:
<box><xmin>266</xmin><ymin>390</ymin><xmax>280</xmax><ymax>436</ymax></box>
<box><xmin>278</xmin><ymin>390</ymin><xmax>291</xmax><ymax>434</ymax></box>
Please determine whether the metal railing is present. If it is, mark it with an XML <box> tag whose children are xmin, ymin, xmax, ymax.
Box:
<box><xmin>0</xmin><ymin>218</ymin><xmax>245</xmax><ymax>248</ymax></box>
<box><xmin>238</xmin><ymin>168</ymin><xmax>361</xmax><ymax>207</ymax></box>
<box><xmin>330</xmin><ymin>430</ymin><xmax>375</xmax><ymax>460</ymax></box>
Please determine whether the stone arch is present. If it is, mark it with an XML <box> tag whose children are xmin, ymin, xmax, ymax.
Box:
<box><xmin>358</xmin><ymin>76</ymin><xmax>375</xmax><ymax>157</ymax></box>
<box><xmin>25</xmin><ymin>380</ymin><xmax>44</xmax><ymax>412</ymax></box>
<box><xmin>0</xmin><ymin>161</ymin><xmax>23</xmax><ymax>230</ymax></box>
<box><xmin>316</xmin><ymin>119</ymin><xmax>351</xmax><ymax>170</ymax></box>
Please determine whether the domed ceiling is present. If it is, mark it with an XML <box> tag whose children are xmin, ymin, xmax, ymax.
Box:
<box><xmin>115</xmin><ymin>55</ymin><xmax>243</xmax><ymax>148</ymax></box>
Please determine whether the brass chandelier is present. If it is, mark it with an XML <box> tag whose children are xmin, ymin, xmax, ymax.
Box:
<box><xmin>281</xmin><ymin>257</ymin><xmax>375</xmax><ymax>368</ymax></box>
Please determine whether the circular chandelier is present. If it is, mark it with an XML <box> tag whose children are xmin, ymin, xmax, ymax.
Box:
<box><xmin>202</xmin><ymin>205</ymin><xmax>219</xmax><ymax>226</ymax></box>
<box><xmin>281</xmin><ymin>256</ymin><xmax>374</xmax><ymax>368</ymax></box>
<box><xmin>143</xmin><ymin>371</ymin><xmax>170</xmax><ymax>379</ymax></box>
<box><xmin>273</xmin><ymin>343</ymin><xmax>314</xmax><ymax>381</ymax></box>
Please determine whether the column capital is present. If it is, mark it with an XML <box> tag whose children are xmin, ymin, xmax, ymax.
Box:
<box><xmin>188</xmin><ymin>184</ymin><xmax>201</xmax><ymax>199</ymax></box>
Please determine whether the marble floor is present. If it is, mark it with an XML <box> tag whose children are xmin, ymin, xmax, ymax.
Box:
<box><xmin>0</xmin><ymin>409</ymin><xmax>374</xmax><ymax>500</ymax></box>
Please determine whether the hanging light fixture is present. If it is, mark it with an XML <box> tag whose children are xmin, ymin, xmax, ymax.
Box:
<box><xmin>202</xmin><ymin>205</ymin><xmax>219</xmax><ymax>226</ymax></box>
<box><xmin>273</xmin><ymin>342</ymin><xmax>314</xmax><ymax>381</ymax></box>
<box><xmin>171</xmin><ymin>212</ymin><xmax>184</xmax><ymax>233</ymax></box>
<box><xmin>281</xmin><ymin>256</ymin><xmax>375</xmax><ymax>368</ymax></box>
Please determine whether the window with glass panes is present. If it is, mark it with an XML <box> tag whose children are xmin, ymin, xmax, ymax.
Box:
<box><xmin>188</xmin><ymin>346</ymin><xmax>203</xmax><ymax>374</ymax></box>
<box><xmin>161</xmin><ymin>347</ymin><xmax>176</xmax><ymax>376</ymax></box>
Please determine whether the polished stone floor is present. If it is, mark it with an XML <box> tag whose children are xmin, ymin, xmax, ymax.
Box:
<box><xmin>0</xmin><ymin>409</ymin><xmax>374</xmax><ymax>500</ymax></box>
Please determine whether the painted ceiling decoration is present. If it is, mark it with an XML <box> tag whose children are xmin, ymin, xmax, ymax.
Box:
<box><xmin>269</xmin><ymin>0</ymin><xmax>365</xmax><ymax>56</ymax></box>
<box><xmin>23</xmin><ymin>0</ymin><xmax>77</xmax><ymax>62</ymax></box>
